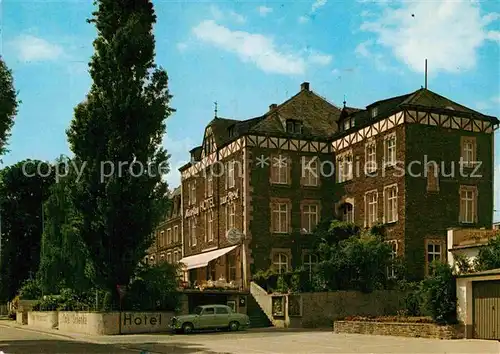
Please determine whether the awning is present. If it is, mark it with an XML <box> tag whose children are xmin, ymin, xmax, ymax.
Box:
<box><xmin>179</xmin><ymin>245</ymin><xmax>238</xmax><ymax>270</ymax></box>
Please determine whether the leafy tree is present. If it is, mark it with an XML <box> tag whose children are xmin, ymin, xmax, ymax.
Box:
<box><xmin>420</xmin><ymin>262</ymin><xmax>457</xmax><ymax>324</ymax></box>
<box><xmin>37</xmin><ymin>156</ymin><xmax>93</xmax><ymax>294</ymax></box>
<box><xmin>474</xmin><ymin>233</ymin><xmax>500</xmax><ymax>271</ymax></box>
<box><xmin>0</xmin><ymin>57</ymin><xmax>18</xmax><ymax>156</ymax></box>
<box><xmin>0</xmin><ymin>160</ymin><xmax>54</xmax><ymax>301</ymax></box>
<box><xmin>66</xmin><ymin>0</ymin><xmax>173</xmax><ymax>303</ymax></box>
<box><xmin>316</xmin><ymin>230</ymin><xmax>393</xmax><ymax>293</ymax></box>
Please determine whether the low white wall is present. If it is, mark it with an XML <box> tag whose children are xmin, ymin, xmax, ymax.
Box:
<box><xmin>28</xmin><ymin>311</ymin><xmax>58</xmax><ymax>330</ymax></box>
<box><xmin>16</xmin><ymin>311</ymin><xmax>27</xmax><ymax>325</ymax></box>
<box><xmin>58</xmin><ymin>311</ymin><xmax>174</xmax><ymax>335</ymax></box>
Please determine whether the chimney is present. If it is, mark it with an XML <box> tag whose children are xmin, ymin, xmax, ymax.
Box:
<box><xmin>301</xmin><ymin>82</ymin><xmax>310</xmax><ymax>91</ymax></box>
<box><xmin>269</xmin><ymin>103</ymin><xmax>278</xmax><ymax>111</ymax></box>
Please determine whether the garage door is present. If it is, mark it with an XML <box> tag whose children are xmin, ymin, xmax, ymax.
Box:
<box><xmin>473</xmin><ymin>280</ymin><xmax>500</xmax><ymax>340</ymax></box>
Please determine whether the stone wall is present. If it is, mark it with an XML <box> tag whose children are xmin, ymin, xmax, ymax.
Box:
<box><xmin>334</xmin><ymin>321</ymin><xmax>464</xmax><ymax>340</ymax></box>
<box><xmin>294</xmin><ymin>290</ymin><xmax>408</xmax><ymax>328</ymax></box>
<box><xmin>27</xmin><ymin>311</ymin><xmax>58</xmax><ymax>330</ymax></box>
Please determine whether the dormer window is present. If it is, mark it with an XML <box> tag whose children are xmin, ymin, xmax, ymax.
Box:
<box><xmin>204</xmin><ymin>134</ymin><xmax>215</xmax><ymax>155</ymax></box>
<box><xmin>286</xmin><ymin>119</ymin><xmax>303</xmax><ymax>134</ymax></box>
<box><xmin>228</xmin><ymin>125</ymin><xmax>236</xmax><ymax>138</ymax></box>
<box><xmin>371</xmin><ymin>107</ymin><xmax>378</xmax><ymax>118</ymax></box>
<box><xmin>343</xmin><ymin>117</ymin><xmax>355</xmax><ymax>131</ymax></box>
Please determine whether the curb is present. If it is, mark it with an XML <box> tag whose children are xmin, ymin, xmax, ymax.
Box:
<box><xmin>0</xmin><ymin>323</ymin><xmax>76</xmax><ymax>340</ymax></box>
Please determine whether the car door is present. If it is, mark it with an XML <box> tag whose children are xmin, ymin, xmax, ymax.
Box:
<box><xmin>199</xmin><ymin>307</ymin><xmax>216</xmax><ymax>329</ymax></box>
<box><xmin>214</xmin><ymin>306</ymin><xmax>230</xmax><ymax>327</ymax></box>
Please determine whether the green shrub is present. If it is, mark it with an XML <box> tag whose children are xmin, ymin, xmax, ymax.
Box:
<box><xmin>18</xmin><ymin>278</ymin><xmax>42</xmax><ymax>300</ymax></box>
<box><xmin>420</xmin><ymin>262</ymin><xmax>457</xmax><ymax>324</ymax></box>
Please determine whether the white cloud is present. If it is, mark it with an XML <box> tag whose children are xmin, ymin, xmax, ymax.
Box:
<box><xmin>308</xmin><ymin>52</ymin><xmax>332</xmax><ymax>66</ymax></box>
<box><xmin>210</xmin><ymin>5</ymin><xmax>246</xmax><ymax>24</ymax></box>
<box><xmin>475</xmin><ymin>95</ymin><xmax>500</xmax><ymax>111</ymax></box>
<box><xmin>312</xmin><ymin>0</ymin><xmax>327</xmax><ymax>13</ymax></box>
<box><xmin>354</xmin><ymin>40</ymin><xmax>373</xmax><ymax>57</ymax></box>
<box><xmin>358</xmin><ymin>2</ymin><xmax>500</xmax><ymax>74</ymax></box>
<box><xmin>10</xmin><ymin>35</ymin><xmax>64</xmax><ymax>62</ymax></box>
<box><xmin>192</xmin><ymin>20</ymin><xmax>306</xmax><ymax>75</ymax></box>
<box><xmin>258</xmin><ymin>6</ymin><xmax>273</xmax><ymax>16</ymax></box>
<box><xmin>163</xmin><ymin>135</ymin><xmax>195</xmax><ymax>188</ymax></box>
<box><xmin>298</xmin><ymin>16</ymin><xmax>309</xmax><ymax>24</ymax></box>
<box><xmin>177</xmin><ymin>42</ymin><xmax>188</xmax><ymax>52</ymax></box>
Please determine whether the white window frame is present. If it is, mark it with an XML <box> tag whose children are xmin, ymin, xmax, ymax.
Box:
<box><xmin>426</xmin><ymin>241</ymin><xmax>442</xmax><ymax>274</ymax></box>
<box><xmin>273</xmin><ymin>253</ymin><xmax>289</xmax><ymax>274</ymax></box>
<box><xmin>271</xmin><ymin>155</ymin><xmax>288</xmax><ymax>184</ymax></box>
<box><xmin>189</xmin><ymin>180</ymin><xmax>196</xmax><ymax>205</ymax></box>
<box><xmin>190</xmin><ymin>218</ymin><xmax>197</xmax><ymax>246</ymax></box>
<box><xmin>173</xmin><ymin>225</ymin><xmax>179</xmax><ymax>243</ymax></box>
<box><xmin>365</xmin><ymin>141</ymin><xmax>376</xmax><ymax>173</ymax></box>
<box><xmin>206</xmin><ymin>170</ymin><xmax>213</xmax><ymax>197</ymax></box>
<box><xmin>371</xmin><ymin>107</ymin><xmax>378</xmax><ymax>118</ymax></box>
<box><xmin>384</xmin><ymin>133</ymin><xmax>396</xmax><ymax>167</ymax></box>
<box><xmin>160</xmin><ymin>231</ymin><xmax>164</xmax><ymax>248</ymax></box>
<box><xmin>303</xmin><ymin>252</ymin><xmax>318</xmax><ymax>280</ymax></box>
<box><xmin>364</xmin><ymin>190</ymin><xmax>378</xmax><ymax>227</ymax></box>
<box><xmin>302</xmin><ymin>156</ymin><xmax>319</xmax><ymax>186</ymax></box>
<box><xmin>167</xmin><ymin>253</ymin><xmax>172</xmax><ymax>263</ymax></box>
<box><xmin>461</xmin><ymin>137</ymin><xmax>476</xmax><ymax>168</ymax></box>
<box><xmin>342</xmin><ymin>203</ymin><xmax>354</xmax><ymax>223</ymax></box>
<box><xmin>166</xmin><ymin>228</ymin><xmax>172</xmax><ymax>245</ymax></box>
<box><xmin>272</xmin><ymin>202</ymin><xmax>289</xmax><ymax>233</ymax></box>
<box><xmin>384</xmin><ymin>184</ymin><xmax>398</xmax><ymax>223</ymax></box>
<box><xmin>386</xmin><ymin>240</ymin><xmax>398</xmax><ymax>278</ymax></box>
<box><xmin>227</xmin><ymin>160</ymin><xmax>235</xmax><ymax>189</ymax></box>
<box><xmin>460</xmin><ymin>186</ymin><xmax>477</xmax><ymax>224</ymax></box>
<box><xmin>206</xmin><ymin>210</ymin><xmax>213</xmax><ymax>242</ymax></box>
<box><xmin>337</xmin><ymin>151</ymin><xmax>353</xmax><ymax>182</ymax></box>
<box><xmin>303</xmin><ymin>203</ymin><xmax>319</xmax><ymax>233</ymax></box>
<box><xmin>226</xmin><ymin>203</ymin><xmax>236</xmax><ymax>231</ymax></box>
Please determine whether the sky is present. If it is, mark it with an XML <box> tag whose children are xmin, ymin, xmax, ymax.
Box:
<box><xmin>1</xmin><ymin>0</ymin><xmax>499</xmax><ymax>221</ymax></box>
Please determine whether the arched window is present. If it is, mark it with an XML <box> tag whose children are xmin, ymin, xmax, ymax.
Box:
<box><xmin>303</xmin><ymin>253</ymin><xmax>318</xmax><ymax>280</ymax></box>
<box><xmin>341</xmin><ymin>203</ymin><xmax>354</xmax><ymax>223</ymax></box>
<box><xmin>273</xmin><ymin>253</ymin><xmax>289</xmax><ymax>274</ymax></box>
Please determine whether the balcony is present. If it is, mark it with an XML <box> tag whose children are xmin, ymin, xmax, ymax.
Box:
<box><xmin>179</xmin><ymin>278</ymin><xmax>244</xmax><ymax>293</ymax></box>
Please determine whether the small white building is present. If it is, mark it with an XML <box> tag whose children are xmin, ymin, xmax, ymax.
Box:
<box><xmin>493</xmin><ymin>222</ymin><xmax>500</xmax><ymax>230</ymax></box>
<box><xmin>447</xmin><ymin>228</ymin><xmax>500</xmax><ymax>340</ymax></box>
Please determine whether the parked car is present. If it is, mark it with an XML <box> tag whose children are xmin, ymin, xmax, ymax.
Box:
<box><xmin>170</xmin><ymin>304</ymin><xmax>250</xmax><ymax>334</ymax></box>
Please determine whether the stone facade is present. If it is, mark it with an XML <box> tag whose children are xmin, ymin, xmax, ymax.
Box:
<box><xmin>334</xmin><ymin>320</ymin><xmax>464</xmax><ymax>340</ymax></box>
<box><xmin>148</xmin><ymin>82</ymin><xmax>498</xmax><ymax>286</ymax></box>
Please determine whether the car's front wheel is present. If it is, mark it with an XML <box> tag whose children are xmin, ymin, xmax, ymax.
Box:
<box><xmin>228</xmin><ymin>321</ymin><xmax>239</xmax><ymax>331</ymax></box>
<box><xmin>182</xmin><ymin>322</ymin><xmax>194</xmax><ymax>334</ymax></box>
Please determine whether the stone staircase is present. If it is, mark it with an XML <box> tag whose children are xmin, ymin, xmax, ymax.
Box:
<box><xmin>247</xmin><ymin>293</ymin><xmax>272</xmax><ymax>328</ymax></box>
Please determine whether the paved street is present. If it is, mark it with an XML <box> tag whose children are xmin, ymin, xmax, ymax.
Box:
<box><xmin>1</xmin><ymin>323</ymin><xmax>499</xmax><ymax>353</ymax></box>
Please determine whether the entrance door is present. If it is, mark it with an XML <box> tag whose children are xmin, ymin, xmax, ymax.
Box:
<box><xmin>473</xmin><ymin>280</ymin><xmax>500</xmax><ymax>340</ymax></box>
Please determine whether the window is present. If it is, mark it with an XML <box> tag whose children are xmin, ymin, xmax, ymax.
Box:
<box><xmin>460</xmin><ymin>185</ymin><xmax>477</xmax><ymax>223</ymax></box>
<box><xmin>272</xmin><ymin>202</ymin><xmax>289</xmax><ymax>233</ymax></box>
<box><xmin>426</xmin><ymin>242</ymin><xmax>442</xmax><ymax>274</ymax></box>
<box><xmin>303</xmin><ymin>253</ymin><xmax>318</xmax><ymax>281</ymax></box>
<box><xmin>365</xmin><ymin>190</ymin><xmax>378</xmax><ymax>227</ymax></box>
<box><xmin>426</xmin><ymin>163</ymin><xmax>440</xmax><ymax>192</ymax></box>
<box><xmin>205</xmin><ymin>210</ymin><xmax>213</xmax><ymax>242</ymax></box>
<box><xmin>227</xmin><ymin>160</ymin><xmax>235</xmax><ymax>189</ymax></box>
<box><xmin>226</xmin><ymin>203</ymin><xmax>236</xmax><ymax>231</ymax></box>
<box><xmin>342</xmin><ymin>203</ymin><xmax>354</xmax><ymax>223</ymax></box>
<box><xmin>384</xmin><ymin>185</ymin><xmax>398</xmax><ymax>223</ymax></box>
<box><xmin>302</xmin><ymin>156</ymin><xmax>319</xmax><ymax>186</ymax></box>
<box><xmin>189</xmin><ymin>218</ymin><xmax>197</xmax><ymax>246</ymax></box>
<box><xmin>342</xmin><ymin>117</ymin><xmax>355</xmax><ymax>131</ymax></box>
<box><xmin>384</xmin><ymin>134</ymin><xmax>396</xmax><ymax>166</ymax></box>
<box><xmin>167</xmin><ymin>228</ymin><xmax>172</xmax><ymax>245</ymax></box>
<box><xmin>202</xmin><ymin>307</ymin><xmax>215</xmax><ymax>315</ymax></box>
<box><xmin>209</xmin><ymin>261</ymin><xmax>216</xmax><ymax>280</ymax></box>
<box><xmin>160</xmin><ymin>253</ymin><xmax>165</xmax><ymax>262</ymax></box>
<box><xmin>160</xmin><ymin>231</ymin><xmax>164</xmax><ymax>248</ymax></box>
<box><xmin>271</xmin><ymin>155</ymin><xmax>289</xmax><ymax>184</ymax></box>
<box><xmin>273</xmin><ymin>253</ymin><xmax>289</xmax><ymax>273</ymax></box>
<box><xmin>365</xmin><ymin>142</ymin><xmax>376</xmax><ymax>173</ymax></box>
<box><xmin>204</xmin><ymin>135</ymin><xmax>215</xmax><ymax>155</ymax></box>
<box><xmin>189</xmin><ymin>181</ymin><xmax>196</xmax><ymax>205</ymax></box>
<box><xmin>286</xmin><ymin>119</ymin><xmax>302</xmax><ymax>133</ymax></box>
<box><xmin>206</xmin><ymin>170</ymin><xmax>213</xmax><ymax>197</ymax></box>
<box><xmin>371</xmin><ymin>107</ymin><xmax>378</xmax><ymax>118</ymax></box>
<box><xmin>302</xmin><ymin>203</ymin><xmax>319</xmax><ymax>233</ymax></box>
<box><xmin>337</xmin><ymin>152</ymin><xmax>353</xmax><ymax>182</ymax></box>
<box><xmin>461</xmin><ymin>137</ymin><xmax>476</xmax><ymax>167</ymax></box>
<box><xmin>216</xmin><ymin>307</ymin><xmax>229</xmax><ymax>314</ymax></box>
<box><xmin>173</xmin><ymin>251</ymin><xmax>177</xmax><ymax>263</ymax></box>
<box><xmin>173</xmin><ymin>225</ymin><xmax>179</xmax><ymax>243</ymax></box>
<box><xmin>387</xmin><ymin>241</ymin><xmax>398</xmax><ymax>278</ymax></box>
<box><xmin>167</xmin><ymin>253</ymin><xmax>172</xmax><ymax>263</ymax></box>
<box><xmin>228</xmin><ymin>125</ymin><xmax>236</xmax><ymax>138</ymax></box>
<box><xmin>227</xmin><ymin>253</ymin><xmax>236</xmax><ymax>281</ymax></box>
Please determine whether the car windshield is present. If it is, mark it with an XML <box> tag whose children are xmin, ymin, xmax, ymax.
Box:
<box><xmin>193</xmin><ymin>306</ymin><xmax>203</xmax><ymax>315</ymax></box>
